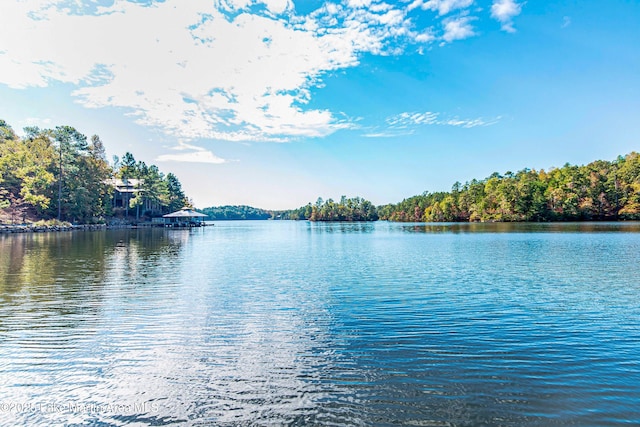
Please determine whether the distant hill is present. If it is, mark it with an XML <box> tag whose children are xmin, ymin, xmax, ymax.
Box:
<box><xmin>199</xmin><ymin>205</ymin><xmax>272</xmax><ymax>220</ymax></box>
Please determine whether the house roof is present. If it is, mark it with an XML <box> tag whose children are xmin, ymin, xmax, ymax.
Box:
<box><xmin>163</xmin><ymin>207</ymin><xmax>208</xmax><ymax>218</ymax></box>
<box><xmin>106</xmin><ymin>178</ymin><xmax>144</xmax><ymax>193</ymax></box>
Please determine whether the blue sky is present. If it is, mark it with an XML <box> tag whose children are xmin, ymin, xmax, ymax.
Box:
<box><xmin>1</xmin><ymin>0</ymin><xmax>639</xmax><ymax>209</ymax></box>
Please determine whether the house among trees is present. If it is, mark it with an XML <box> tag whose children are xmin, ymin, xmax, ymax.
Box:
<box><xmin>109</xmin><ymin>152</ymin><xmax>190</xmax><ymax>221</ymax></box>
<box><xmin>0</xmin><ymin>119</ymin><xmax>190</xmax><ymax>224</ymax></box>
<box><xmin>108</xmin><ymin>178</ymin><xmax>143</xmax><ymax>209</ymax></box>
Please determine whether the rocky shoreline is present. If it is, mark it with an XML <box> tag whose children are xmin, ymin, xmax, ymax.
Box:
<box><xmin>0</xmin><ymin>223</ymin><xmax>134</xmax><ymax>234</ymax></box>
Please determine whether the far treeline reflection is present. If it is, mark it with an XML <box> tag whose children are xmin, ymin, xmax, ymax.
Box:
<box><xmin>0</xmin><ymin>229</ymin><xmax>182</xmax><ymax>299</ymax></box>
<box><xmin>205</xmin><ymin>152</ymin><xmax>640</xmax><ymax>223</ymax></box>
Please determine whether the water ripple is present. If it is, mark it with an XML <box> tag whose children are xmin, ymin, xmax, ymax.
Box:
<box><xmin>1</xmin><ymin>223</ymin><xmax>639</xmax><ymax>425</ymax></box>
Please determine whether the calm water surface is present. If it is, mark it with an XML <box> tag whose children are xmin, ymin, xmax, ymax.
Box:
<box><xmin>1</xmin><ymin>221</ymin><xmax>639</xmax><ymax>426</ymax></box>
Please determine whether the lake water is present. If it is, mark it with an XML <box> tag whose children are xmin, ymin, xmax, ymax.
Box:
<box><xmin>1</xmin><ymin>221</ymin><xmax>640</xmax><ymax>426</ymax></box>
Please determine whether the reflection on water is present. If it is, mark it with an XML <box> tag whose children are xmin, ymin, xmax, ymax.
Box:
<box><xmin>306</xmin><ymin>221</ymin><xmax>376</xmax><ymax>234</ymax></box>
<box><xmin>1</xmin><ymin>222</ymin><xmax>640</xmax><ymax>426</ymax></box>
<box><xmin>401</xmin><ymin>221</ymin><xmax>640</xmax><ymax>234</ymax></box>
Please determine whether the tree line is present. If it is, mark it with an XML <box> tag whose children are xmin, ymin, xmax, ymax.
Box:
<box><xmin>200</xmin><ymin>205</ymin><xmax>271</xmax><ymax>220</ymax></box>
<box><xmin>378</xmin><ymin>152</ymin><xmax>640</xmax><ymax>222</ymax></box>
<box><xmin>0</xmin><ymin>119</ymin><xmax>189</xmax><ymax>224</ymax></box>
<box><xmin>279</xmin><ymin>196</ymin><xmax>379</xmax><ymax>221</ymax></box>
<box><xmin>199</xmin><ymin>197</ymin><xmax>379</xmax><ymax>222</ymax></box>
<box><xmin>6</xmin><ymin>115</ymin><xmax>635</xmax><ymax>226</ymax></box>
<box><xmin>202</xmin><ymin>152</ymin><xmax>640</xmax><ymax>223</ymax></box>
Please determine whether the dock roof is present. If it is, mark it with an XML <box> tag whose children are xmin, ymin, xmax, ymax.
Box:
<box><xmin>163</xmin><ymin>207</ymin><xmax>208</xmax><ymax>218</ymax></box>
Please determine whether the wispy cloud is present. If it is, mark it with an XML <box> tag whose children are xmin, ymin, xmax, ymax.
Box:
<box><xmin>0</xmin><ymin>0</ymin><xmax>516</xmax><ymax>142</ymax></box>
<box><xmin>387</xmin><ymin>112</ymin><xmax>440</xmax><ymax>127</ymax></box>
<box><xmin>362</xmin><ymin>129</ymin><xmax>417</xmax><ymax>138</ymax></box>
<box><xmin>491</xmin><ymin>0</ymin><xmax>522</xmax><ymax>33</ymax></box>
<box><xmin>561</xmin><ymin>16</ymin><xmax>571</xmax><ymax>29</ymax></box>
<box><xmin>156</xmin><ymin>141</ymin><xmax>227</xmax><ymax>164</ymax></box>
<box><xmin>364</xmin><ymin>111</ymin><xmax>501</xmax><ymax>136</ymax></box>
<box><xmin>156</xmin><ymin>150</ymin><xmax>227</xmax><ymax>164</ymax></box>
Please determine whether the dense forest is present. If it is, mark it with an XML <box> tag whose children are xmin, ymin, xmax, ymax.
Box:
<box><xmin>280</xmin><ymin>196</ymin><xmax>379</xmax><ymax>221</ymax></box>
<box><xmin>0</xmin><ymin>119</ymin><xmax>189</xmax><ymax>224</ymax></box>
<box><xmin>200</xmin><ymin>205</ymin><xmax>271</xmax><ymax>220</ymax></box>
<box><xmin>378</xmin><ymin>152</ymin><xmax>640</xmax><ymax>222</ymax></box>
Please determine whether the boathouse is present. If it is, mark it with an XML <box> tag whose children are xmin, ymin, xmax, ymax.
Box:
<box><xmin>161</xmin><ymin>207</ymin><xmax>208</xmax><ymax>227</ymax></box>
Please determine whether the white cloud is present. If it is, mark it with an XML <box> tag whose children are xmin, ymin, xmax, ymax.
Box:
<box><xmin>441</xmin><ymin>16</ymin><xmax>476</xmax><ymax>43</ymax></box>
<box><xmin>415</xmin><ymin>31</ymin><xmax>436</xmax><ymax>43</ymax></box>
<box><xmin>156</xmin><ymin>150</ymin><xmax>227</xmax><ymax>164</ymax></box>
<box><xmin>262</xmin><ymin>0</ymin><xmax>293</xmax><ymax>15</ymax></box>
<box><xmin>410</xmin><ymin>0</ymin><xmax>474</xmax><ymax>16</ymax></box>
<box><xmin>491</xmin><ymin>0</ymin><xmax>522</xmax><ymax>33</ymax></box>
<box><xmin>561</xmin><ymin>16</ymin><xmax>571</xmax><ymax>29</ymax></box>
<box><xmin>0</xmin><ymin>0</ymin><xmax>516</xmax><ymax>142</ymax></box>
<box><xmin>0</xmin><ymin>0</ymin><xmax>440</xmax><ymax>142</ymax></box>
<box><xmin>156</xmin><ymin>142</ymin><xmax>227</xmax><ymax>164</ymax></box>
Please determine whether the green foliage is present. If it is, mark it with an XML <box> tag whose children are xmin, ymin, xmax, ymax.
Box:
<box><xmin>200</xmin><ymin>205</ymin><xmax>271</xmax><ymax>220</ymax></box>
<box><xmin>380</xmin><ymin>153</ymin><xmax>640</xmax><ymax>222</ymax></box>
<box><xmin>114</xmin><ymin>154</ymin><xmax>189</xmax><ymax>220</ymax></box>
<box><xmin>0</xmin><ymin>120</ymin><xmax>17</xmax><ymax>142</ymax></box>
<box><xmin>126</xmin><ymin>161</ymin><xmax>169</xmax><ymax>220</ymax></box>
<box><xmin>166</xmin><ymin>173</ymin><xmax>188</xmax><ymax>212</ymax></box>
<box><xmin>33</xmin><ymin>219</ymin><xmax>72</xmax><ymax>227</ymax></box>
<box><xmin>281</xmin><ymin>196</ymin><xmax>378</xmax><ymax>221</ymax></box>
<box><xmin>0</xmin><ymin>119</ymin><xmax>190</xmax><ymax>223</ymax></box>
<box><xmin>56</xmin><ymin>131</ymin><xmax>113</xmax><ymax>222</ymax></box>
<box><xmin>3</xmin><ymin>115</ymin><xmax>638</xmax><ymax>225</ymax></box>
<box><xmin>0</xmin><ymin>129</ymin><xmax>56</xmax><ymax>214</ymax></box>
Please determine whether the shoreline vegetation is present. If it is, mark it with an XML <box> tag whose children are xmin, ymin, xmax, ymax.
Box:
<box><xmin>3</xmin><ymin>119</ymin><xmax>640</xmax><ymax>229</ymax></box>
<box><xmin>378</xmin><ymin>151</ymin><xmax>640</xmax><ymax>223</ymax></box>
<box><xmin>0</xmin><ymin>221</ymin><xmax>134</xmax><ymax>234</ymax></box>
<box><xmin>241</xmin><ymin>151</ymin><xmax>640</xmax><ymax>223</ymax></box>
<box><xmin>219</xmin><ymin>151</ymin><xmax>640</xmax><ymax>223</ymax></box>
<box><xmin>1</xmin><ymin>119</ymin><xmax>190</xmax><ymax>231</ymax></box>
